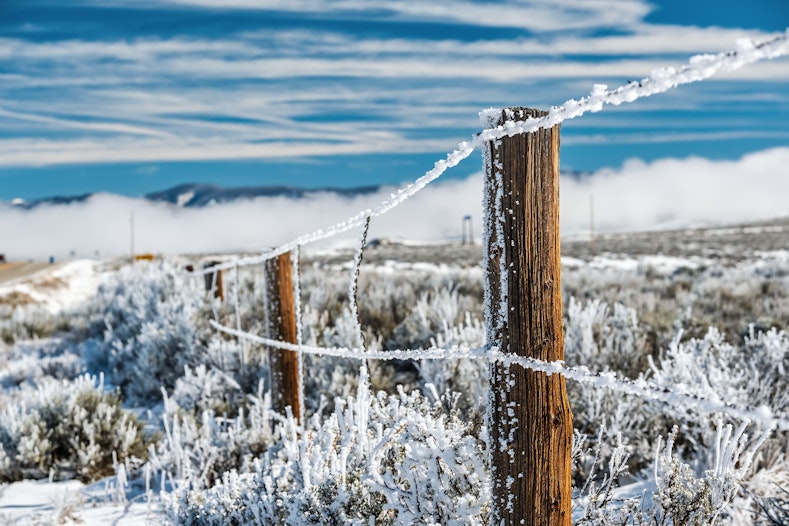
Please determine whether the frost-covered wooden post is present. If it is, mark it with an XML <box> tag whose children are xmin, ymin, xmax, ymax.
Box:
<box><xmin>265</xmin><ymin>252</ymin><xmax>301</xmax><ymax>423</ymax></box>
<box><xmin>483</xmin><ymin>108</ymin><xmax>573</xmax><ymax>526</ymax></box>
<box><xmin>203</xmin><ymin>261</ymin><xmax>225</xmax><ymax>302</ymax></box>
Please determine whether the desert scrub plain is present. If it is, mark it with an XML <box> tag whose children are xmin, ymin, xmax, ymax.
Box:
<box><xmin>0</xmin><ymin>218</ymin><xmax>787</xmax><ymax>524</ymax></box>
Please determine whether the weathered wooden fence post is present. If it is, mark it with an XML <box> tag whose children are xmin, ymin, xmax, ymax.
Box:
<box><xmin>203</xmin><ymin>261</ymin><xmax>225</xmax><ymax>302</ymax></box>
<box><xmin>265</xmin><ymin>252</ymin><xmax>301</xmax><ymax>423</ymax></box>
<box><xmin>483</xmin><ymin>108</ymin><xmax>573</xmax><ymax>526</ymax></box>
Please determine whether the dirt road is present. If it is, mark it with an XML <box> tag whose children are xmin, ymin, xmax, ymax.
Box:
<box><xmin>0</xmin><ymin>262</ymin><xmax>57</xmax><ymax>285</ymax></box>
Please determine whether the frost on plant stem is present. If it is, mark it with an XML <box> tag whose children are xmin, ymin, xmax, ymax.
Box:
<box><xmin>169</xmin><ymin>367</ymin><xmax>490</xmax><ymax>525</ymax></box>
<box><xmin>575</xmin><ymin>421</ymin><xmax>769</xmax><ymax>526</ymax></box>
<box><xmin>348</xmin><ymin>215</ymin><xmax>372</xmax><ymax>353</ymax></box>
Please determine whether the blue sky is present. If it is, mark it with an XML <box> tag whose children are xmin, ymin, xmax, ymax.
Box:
<box><xmin>0</xmin><ymin>0</ymin><xmax>787</xmax><ymax>200</ymax></box>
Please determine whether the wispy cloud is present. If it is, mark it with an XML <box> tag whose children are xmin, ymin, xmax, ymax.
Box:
<box><xmin>85</xmin><ymin>0</ymin><xmax>653</xmax><ymax>32</ymax></box>
<box><xmin>0</xmin><ymin>1</ymin><xmax>786</xmax><ymax>182</ymax></box>
<box><xmin>0</xmin><ymin>108</ymin><xmax>172</xmax><ymax>138</ymax></box>
<box><xmin>0</xmin><ymin>135</ymin><xmax>458</xmax><ymax>167</ymax></box>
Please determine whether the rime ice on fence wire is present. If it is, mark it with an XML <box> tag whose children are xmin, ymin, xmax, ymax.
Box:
<box><xmin>488</xmin><ymin>351</ymin><xmax>788</xmax><ymax>432</ymax></box>
<box><xmin>209</xmin><ymin>320</ymin><xmax>789</xmax><ymax>432</ymax></box>
<box><xmin>348</xmin><ymin>216</ymin><xmax>372</xmax><ymax>353</ymax></box>
<box><xmin>194</xmin><ymin>30</ymin><xmax>789</xmax><ymax>278</ymax></box>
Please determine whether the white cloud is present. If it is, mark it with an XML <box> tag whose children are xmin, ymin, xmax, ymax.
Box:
<box><xmin>564</xmin><ymin>129</ymin><xmax>789</xmax><ymax>145</ymax></box>
<box><xmin>0</xmin><ymin>3</ymin><xmax>785</xmax><ymax>175</ymax></box>
<box><xmin>0</xmin><ymin>135</ymin><xmax>457</xmax><ymax>166</ymax></box>
<box><xmin>2</xmin><ymin>147</ymin><xmax>787</xmax><ymax>260</ymax></box>
<box><xmin>89</xmin><ymin>0</ymin><xmax>652</xmax><ymax>33</ymax></box>
<box><xmin>560</xmin><ymin>146</ymin><xmax>789</xmax><ymax>233</ymax></box>
<box><xmin>0</xmin><ymin>108</ymin><xmax>172</xmax><ymax>138</ymax></box>
<box><xmin>0</xmin><ymin>175</ymin><xmax>482</xmax><ymax>260</ymax></box>
<box><xmin>239</xmin><ymin>25</ymin><xmax>772</xmax><ymax>58</ymax></box>
<box><xmin>0</xmin><ymin>37</ymin><xmax>257</xmax><ymax>61</ymax></box>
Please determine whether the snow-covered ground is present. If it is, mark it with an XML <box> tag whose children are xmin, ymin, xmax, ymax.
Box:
<box><xmin>0</xmin><ymin>479</ymin><xmax>158</xmax><ymax>525</ymax></box>
<box><xmin>0</xmin><ymin>260</ymin><xmax>160</xmax><ymax>525</ymax></box>
<box><xmin>0</xmin><ymin>259</ymin><xmax>105</xmax><ymax>314</ymax></box>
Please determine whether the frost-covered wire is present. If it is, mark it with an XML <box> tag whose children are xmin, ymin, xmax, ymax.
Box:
<box><xmin>211</xmin><ymin>320</ymin><xmax>789</xmax><ymax>431</ymax></box>
<box><xmin>488</xmin><ymin>350</ymin><xmax>789</xmax><ymax>432</ymax></box>
<box><xmin>348</xmin><ymin>216</ymin><xmax>371</xmax><ymax>352</ymax></box>
<box><xmin>477</xmin><ymin>30</ymin><xmax>789</xmax><ymax>143</ymax></box>
<box><xmin>211</xmin><ymin>320</ymin><xmax>485</xmax><ymax>361</ymax></box>
<box><xmin>193</xmin><ymin>30</ymin><xmax>788</xmax><ymax>277</ymax></box>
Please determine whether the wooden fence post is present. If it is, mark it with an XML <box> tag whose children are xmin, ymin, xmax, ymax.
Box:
<box><xmin>484</xmin><ymin>108</ymin><xmax>573</xmax><ymax>526</ymax></box>
<box><xmin>203</xmin><ymin>261</ymin><xmax>225</xmax><ymax>302</ymax></box>
<box><xmin>265</xmin><ymin>252</ymin><xmax>301</xmax><ymax>423</ymax></box>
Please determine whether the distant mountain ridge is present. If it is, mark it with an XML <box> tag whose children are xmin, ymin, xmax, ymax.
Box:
<box><xmin>7</xmin><ymin>183</ymin><xmax>383</xmax><ymax>209</ymax></box>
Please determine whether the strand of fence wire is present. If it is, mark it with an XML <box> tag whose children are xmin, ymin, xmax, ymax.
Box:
<box><xmin>193</xmin><ymin>29</ymin><xmax>788</xmax><ymax>277</ymax></box>
<box><xmin>210</xmin><ymin>320</ymin><xmax>789</xmax><ymax>432</ymax></box>
<box><xmin>349</xmin><ymin>215</ymin><xmax>372</xmax><ymax>353</ymax></box>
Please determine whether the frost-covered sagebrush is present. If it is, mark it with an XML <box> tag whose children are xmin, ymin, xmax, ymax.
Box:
<box><xmin>169</xmin><ymin>367</ymin><xmax>490</xmax><ymax>525</ymax></box>
<box><xmin>1</xmin><ymin>248</ymin><xmax>787</xmax><ymax>525</ymax></box>
<box><xmin>82</xmin><ymin>262</ymin><xmax>206</xmax><ymax>401</ymax></box>
<box><xmin>0</xmin><ymin>374</ymin><xmax>149</xmax><ymax>482</ymax></box>
<box><xmin>575</xmin><ymin>422</ymin><xmax>766</xmax><ymax>526</ymax></box>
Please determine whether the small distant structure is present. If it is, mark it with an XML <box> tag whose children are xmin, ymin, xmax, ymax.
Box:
<box><xmin>0</xmin><ymin>254</ymin><xmax>6</xmax><ymax>264</ymax></box>
<box><xmin>589</xmin><ymin>194</ymin><xmax>596</xmax><ymax>244</ymax></box>
<box><xmin>135</xmin><ymin>253</ymin><xmax>155</xmax><ymax>261</ymax></box>
<box><xmin>461</xmin><ymin>215</ymin><xmax>474</xmax><ymax>245</ymax></box>
<box><xmin>49</xmin><ymin>256</ymin><xmax>55</xmax><ymax>264</ymax></box>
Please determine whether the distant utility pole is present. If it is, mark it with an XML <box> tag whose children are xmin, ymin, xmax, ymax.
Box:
<box><xmin>589</xmin><ymin>194</ymin><xmax>595</xmax><ymax>244</ymax></box>
<box><xmin>462</xmin><ymin>214</ymin><xmax>474</xmax><ymax>245</ymax></box>
<box><xmin>130</xmin><ymin>211</ymin><xmax>135</xmax><ymax>260</ymax></box>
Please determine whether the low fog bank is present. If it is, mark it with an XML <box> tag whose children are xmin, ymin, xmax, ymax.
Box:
<box><xmin>2</xmin><ymin>147</ymin><xmax>787</xmax><ymax>260</ymax></box>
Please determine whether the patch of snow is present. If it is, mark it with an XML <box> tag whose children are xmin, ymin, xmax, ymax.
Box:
<box><xmin>176</xmin><ymin>191</ymin><xmax>194</xmax><ymax>207</ymax></box>
<box><xmin>581</xmin><ymin>254</ymin><xmax>710</xmax><ymax>274</ymax></box>
<box><xmin>0</xmin><ymin>260</ymin><xmax>105</xmax><ymax>314</ymax></box>
<box><xmin>560</xmin><ymin>256</ymin><xmax>586</xmax><ymax>268</ymax></box>
<box><xmin>588</xmin><ymin>256</ymin><xmax>640</xmax><ymax>272</ymax></box>
<box><xmin>0</xmin><ymin>479</ymin><xmax>162</xmax><ymax>525</ymax></box>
